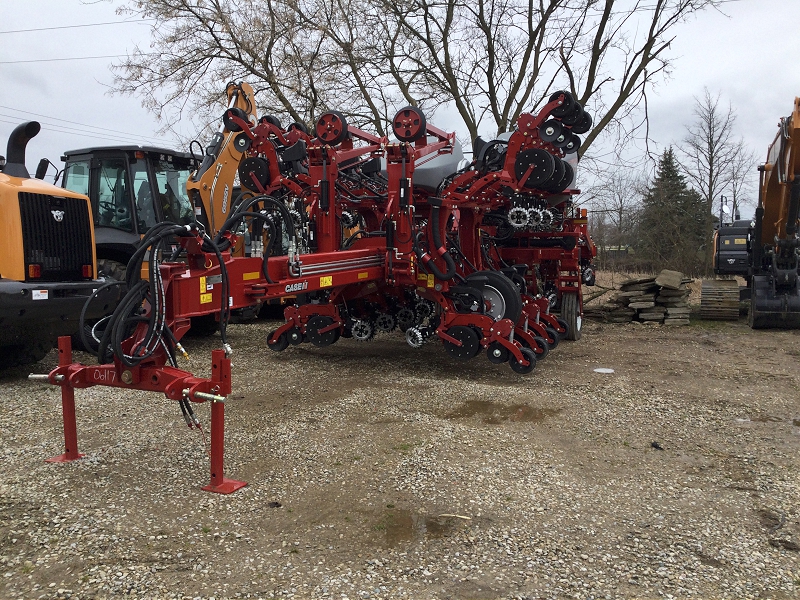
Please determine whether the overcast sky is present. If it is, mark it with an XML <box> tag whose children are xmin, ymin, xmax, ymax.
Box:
<box><xmin>2</xmin><ymin>0</ymin><xmax>799</xmax><ymax>201</ymax></box>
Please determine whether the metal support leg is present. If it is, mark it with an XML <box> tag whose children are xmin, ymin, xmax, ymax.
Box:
<box><xmin>201</xmin><ymin>350</ymin><xmax>246</xmax><ymax>494</ymax></box>
<box><xmin>46</xmin><ymin>336</ymin><xmax>85</xmax><ymax>463</ymax></box>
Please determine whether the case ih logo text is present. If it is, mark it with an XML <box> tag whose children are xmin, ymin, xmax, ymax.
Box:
<box><xmin>285</xmin><ymin>281</ymin><xmax>308</xmax><ymax>293</ymax></box>
<box><xmin>51</xmin><ymin>210</ymin><xmax>64</xmax><ymax>222</ymax></box>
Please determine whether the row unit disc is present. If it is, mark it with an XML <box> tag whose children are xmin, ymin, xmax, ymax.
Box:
<box><xmin>513</xmin><ymin>149</ymin><xmax>575</xmax><ymax>193</ymax></box>
<box><xmin>546</xmin><ymin>90</ymin><xmax>593</xmax><ymax>134</ymax></box>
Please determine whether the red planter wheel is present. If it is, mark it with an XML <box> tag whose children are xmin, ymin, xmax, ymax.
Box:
<box><xmin>315</xmin><ymin>111</ymin><xmax>348</xmax><ymax>145</ymax></box>
<box><xmin>393</xmin><ymin>106</ymin><xmax>427</xmax><ymax>142</ymax></box>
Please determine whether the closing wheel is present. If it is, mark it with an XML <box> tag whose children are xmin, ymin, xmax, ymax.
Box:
<box><xmin>260</xmin><ymin>115</ymin><xmax>283</xmax><ymax>128</ymax></box>
<box><xmin>531</xmin><ymin>336</ymin><xmax>550</xmax><ymax>360</ymax></box>
<box><xmin>509</xmin><ymin>347</ymin><xmax>536</xmax><ymax>374</ymax></box>
<box><xmin>223</xmin><ymin>107</ymin><xmax>248</xmax><ymax>132</ymax></box>
<box><xmin>288</xmin><ymin>121</ymin><xmax>310</xmax><ymax>135</ymax></box>
<box><xmin>486</xmin><ymin>341</ymin><xmax>509</xmax><ymax>364</ymax></box>
<box><xmin>561</xmin><ymin>293</ymin><xmax>582</xmax><ymax>341</ymax></box>
<box><xmin>559</xmin><ymin>102</ymin><xmax>584</xmax><ymax>127</ymax></box>
<box><xmin>465</xmin><ymin>271</ymin><xmax>523</xmax><ymax>322</ymax></box>
<box><xmin>351</xmin><ymin>319</ymin><xmax>375</xmax><ymax>342</ymax></box>
<box><xmin>315</xmin><ymin>111</ymin><xmax>348</xmax><ymax>145</ymax></box>
<box><xmin>570</xmin><ymin>110</ymin><xmax>593</xmax><ymax>134</ymax></box>
<box><xmin>306</xmin><ymin>315</ymin><xmax>339</xmax><ymax>347</ymax></box>
<box><xmin>393</xmin><ymin>106</ymin><xmax>427</xmax><ymax>142</ymax></box>
<box><xmin>267</xmin><ymin>330</ymin><xmax>289</xmax><ymax>352</ymax></box>
<box><xmin>555</xmin><ymin>318</ymin><xmax>570</xmax><ymax>340</ymax></box>
<box><xmin>563</xmin><ymin>133</ymin><xmax>581</xmax><ymax>155</ymax></box>
<box><xmin>548</xmin><ymin>91</ymin><xmax>575</xmax><ymax>118</ymax></box>
<box><xmin>538</xmin><ymin>119</ymin><xmax>563</xmax><ymax>142</ymax></box>
<box><xmin>443</xmin><ymin>326</ymin><xmax>481</xmax><ymax>360</ymax></box>
<box><xmin>544</xmin><ymin>326</ymin><xmax>560</xmax><ymax>349</ymax></box>
<box><xmin>287</xmin><ymin>326</ymin><xmax>304</xmax><ymax>345</ymax></box>
<box><xmin>375</xmin><ymin>313</ymin><xmax>396</xmax><ymax>332</ymax></box>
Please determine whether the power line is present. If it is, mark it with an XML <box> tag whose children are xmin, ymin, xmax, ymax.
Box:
<box><xmin>0</xmin><ymin>105</ymin><xmax>171</xmax><ymax>145</ymax></box>
<box><xmin>0</xmin><ymin>55</ymin><xmax>133</xmax><ymax>65</ymax></box>
<box><xmin>0</xmin><ymin>20</ymin><xmax>155</xmax><ymax>35</ymax></box>
<box><xmin>0</xmin><ymin>117</ymin><xmax>175</xmax><ymax>149</ymax></box>
<box><xmin>0</xmin><ymin>114</ymin><xmax>164</xmax><ymax>147</ymax></box>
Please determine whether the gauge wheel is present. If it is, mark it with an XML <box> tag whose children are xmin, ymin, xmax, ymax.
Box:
<box><xmin>267</xmin><ymin>330</ymin><xmax>289</xmax><ymax>352</ymax></box>
<box><xmin>465</xmin><ymin>271</ymin><xmax>522</xmax><ymax>322</ymax></box>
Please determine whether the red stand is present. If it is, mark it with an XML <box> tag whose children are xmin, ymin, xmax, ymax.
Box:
<box><xmin>201</xmin><ymin>350</ymin><xmax>247</xmax><ymax>494</ymax></box>
<box><xmin>46</xmin><ymin>337</ymin><xmax>85</xmax><ymax>463</ymax></box>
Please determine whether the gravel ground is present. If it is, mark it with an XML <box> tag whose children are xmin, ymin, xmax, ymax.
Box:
<box><xmin>1</xmin><ymin>315</ymin><xmax>799</xmax><ymax>600</ymax></box>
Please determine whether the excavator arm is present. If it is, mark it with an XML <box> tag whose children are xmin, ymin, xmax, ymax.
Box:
<box><xmin>186</xmin><ymin>82</ymin><xmax>257</xmax><ymax>235</ymax></box>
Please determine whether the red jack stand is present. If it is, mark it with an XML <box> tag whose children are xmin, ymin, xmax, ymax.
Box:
<box><xmin>32</xmin><ymin>338</ymin><xmax>247</xmax><ymax>494</ymax></box>
<box><xmin>45</xmin><ymin>337</ymin><xmax>85</xmax><ymax>463</ymax></box>
<box><xmin>201</xmin><ymin>350</ymin><xmax>247</xmax><ymax>495</ymax></box>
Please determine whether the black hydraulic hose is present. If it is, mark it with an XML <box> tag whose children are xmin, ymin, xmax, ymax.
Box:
<box><xmin>197</xmin><ymin>231</ymin><xmax>231</xmax><ymax>347</ymax></box>
<box><xmin>97</xmin><ymin>279</ymin><xmax>149</xmax><ymax>364</ymax></box>
<box><xmin>207</xmin><ymin>195</ymin><xmax>297</xmax><ymax>254</ymax></box>
<box><xmin>78</xmin><ymin>279</ymin><xmax>126</xmax><ymax>356</ymax></box>
<box><xmin>127</xmin><ymin>223</ymin><xmax>190</xmax><ymax>287</ymax></box>
<box><xmin>447</xmin><ymin>234</ymin><xmax>479</xmax><ymax>273</ymax></box>
<box><xmin>261</xmin><ymin>217</ymin><xmax>279</xmax><ymax>284</ymax></box>
<box><xmin>417</xmin><ymin>204</ymin><xmax>456</xmax><ymax>280</ymax></box>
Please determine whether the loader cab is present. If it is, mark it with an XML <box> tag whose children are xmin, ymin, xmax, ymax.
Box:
<box><xmin>60</xmin><ymin>146</ymin><xmax>196</xmax><ymax>268</ymax></box>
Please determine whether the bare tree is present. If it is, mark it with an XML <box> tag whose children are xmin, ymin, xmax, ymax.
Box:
<box><xmin>587</xmin><ymin>169</ymin><xmax>646</xmax><ymax>250</ymax></box>
<box><xmin>113</xmin><ymin>0</ymin><xmax>723</xmax><ymax>154</ymax></box>
<box><xmin>677</xmin><ymin>88</ymin><xmax>757</xmax><ymax>271</ymax></box>
<box><xmin>727</xmin><ymin>142</ymin><xmax>759</xmax><ymax>219</ymax></box>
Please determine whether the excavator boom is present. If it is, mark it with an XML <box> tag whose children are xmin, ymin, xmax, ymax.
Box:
<box><xmin>186</xmin><ymin>82</ymin><xmax>257</xmax><ymax>235</ymax></box>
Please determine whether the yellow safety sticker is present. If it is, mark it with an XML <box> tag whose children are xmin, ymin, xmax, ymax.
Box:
<box><xmin>200</xmin><ymin>293</ymin><xmax>213</xmax><ymax>304</ymax></box>
<box><xmin>418</xmin><ymin>273</ymin><xmax>428</xmax><ymax>281</ymax></box>
<box><xmin>427</xmin><ymin>274</ymin><xmax>435</xmax><ymax>288</ymax></box>
<box><xmin>358</xmin><ymin>272</ymin><xmax>369</xmax><ymax>280</ymax></box>
<box><xmin>200</xmin><ymin>276</ymin><xmax>206</xmax><ymax>293</ymax></box>
<box><xmin>320</xmin><ymin>276</ymin><xmax>333</xmax><ymax>287</ymax></box>
<box><xmin>243</xmin><ymin>271</ymin><xmax>260</xmax><ymax>280</ymax></box>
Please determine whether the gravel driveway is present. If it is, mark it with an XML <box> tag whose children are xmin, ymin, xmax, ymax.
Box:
<box><xmin>1</xmin><ymin>318</ymin><xmax>799</xmax><ymax>599</ymax></box>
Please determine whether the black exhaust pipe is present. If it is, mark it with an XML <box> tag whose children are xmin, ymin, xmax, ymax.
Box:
<box><xmin>4</xmin><ymin>121</ymin><xmax>41</xmax><ymax>179</ymax></box>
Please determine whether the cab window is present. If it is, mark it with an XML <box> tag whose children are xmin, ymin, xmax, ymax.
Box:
<box><xmin>130</xmin><ymin>159</ymin><xmax>158</xmax><ymax>232</ymax></box>
<box><xmin>95</xmin><ymin>158</ymin><xmax>133</xmax><ymax>232</ymax></box>
<box><xmin>63</xmin><ymin>160</ymin><xmax>91</xmax><ymax>197</ymax></box>
<box><xmin>153</xmin><ymin>159</ymin><xmax>194</xmax><ymax>225</ymax></box>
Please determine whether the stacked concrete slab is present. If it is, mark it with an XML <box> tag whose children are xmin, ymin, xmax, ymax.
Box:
<box><xmin>586</xmin><ymin>270</ymin><xmax>691</xmax><ymax>325</ymax></box>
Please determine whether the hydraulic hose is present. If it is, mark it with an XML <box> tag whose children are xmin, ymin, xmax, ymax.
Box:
<box><xmin>416</xmin><ymin>204</ymin><xmax>456</xmax><ymax>281</ymax></box>
<box><xmin>78</xmin><ymin>279</ymin><xmax>126</xmax><ymax>355</ymax></box>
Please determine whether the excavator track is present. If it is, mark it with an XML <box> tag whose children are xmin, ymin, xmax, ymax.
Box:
<box><xmin>700</xmin><ymin>279</ymin><xmax>740</xmax><ymax>320</ymax></box>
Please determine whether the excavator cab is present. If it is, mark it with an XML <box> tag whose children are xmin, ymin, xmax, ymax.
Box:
<box><xmin>60</xmin><ymin>146</ymin><xmax>196</xmax><ymax>277</ymax></box>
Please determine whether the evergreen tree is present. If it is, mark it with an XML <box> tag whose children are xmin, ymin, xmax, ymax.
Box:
<box><xmin>637</xmin><ymin>148</ymin><xmax>707</xmax><ymax>275</ymax></box>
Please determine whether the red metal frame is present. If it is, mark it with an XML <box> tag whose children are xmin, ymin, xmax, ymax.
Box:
<box><xmin>40</xmin><ymin>336</ymin><xmax>246</xmax><ymax>494</ymax></box>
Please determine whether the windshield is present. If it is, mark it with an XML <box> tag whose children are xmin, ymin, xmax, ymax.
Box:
<box><xmin>153</xmin><ymin>159</ymin><xmax>194</xmax><ymax>225</ymax></box>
